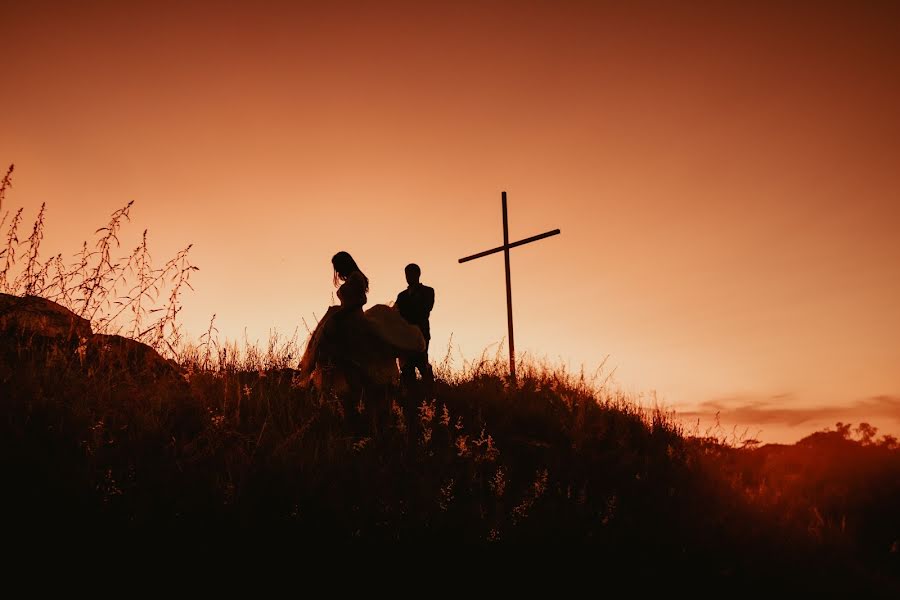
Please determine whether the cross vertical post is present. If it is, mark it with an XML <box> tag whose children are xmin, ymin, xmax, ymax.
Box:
<box><xmin>458</xmin><ymin>191</ymin><xmax>560</xmax><ymax>385</ymax></box>
<box><xmin>502</xmin><ymin>191</ymin><xmax>516</xmax><ymax>383</ymax></box>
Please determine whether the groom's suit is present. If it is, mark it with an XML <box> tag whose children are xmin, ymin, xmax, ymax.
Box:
<box><xmin>396</xmin><ymin>282</ymin><xmax>435</xmax><ymax>384</ymax></box>
<box><xmin>396</xmin><ymin>283</ymin><xmax>435</xmax><ymax>349</ymax></box>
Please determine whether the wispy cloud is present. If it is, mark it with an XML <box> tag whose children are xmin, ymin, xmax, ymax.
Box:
<box><xmin>679</xmin><ymin>395</ymin><xmax>900</xmax><ymax>428</ymax></box>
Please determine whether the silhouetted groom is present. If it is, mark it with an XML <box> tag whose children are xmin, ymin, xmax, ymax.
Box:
<box><xmin>396</xmin><ymin>263</ymin><xmax>434</xmax><ymax>387</ymax></box>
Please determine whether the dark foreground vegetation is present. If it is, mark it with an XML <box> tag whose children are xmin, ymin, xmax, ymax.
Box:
<box><xmin>1</xmin><ymin>294</ymin><xmax>898</xmax><ymax>591</ymax></box>
<box><xmin>1</xmin><ymin>169</ymin><xmax>897</xmax><ymax>589</ymax></box>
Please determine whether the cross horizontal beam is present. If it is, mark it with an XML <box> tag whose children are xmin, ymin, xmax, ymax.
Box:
<box><xmin>458</xmin><ymin>228</ymin><xmax>561</xmax><ymax>263</ymax></box>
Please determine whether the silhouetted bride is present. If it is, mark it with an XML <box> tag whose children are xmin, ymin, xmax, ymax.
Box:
<box><xmin>298</xmin><ymin>251</ymin><xmax>425</xmax><ymax>387</ymax></box>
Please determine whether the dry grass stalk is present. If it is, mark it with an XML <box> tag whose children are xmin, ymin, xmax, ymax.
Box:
<box><xmin>0</xmin><ymin>164</ymin><xmax>196</xmax><ymax>357</ymax></box>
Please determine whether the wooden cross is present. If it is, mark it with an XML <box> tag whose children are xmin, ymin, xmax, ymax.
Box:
<box><xmin>458</xmin><ymin>191</ymin><xmax>561</xmax><ymax>383</ymax></box>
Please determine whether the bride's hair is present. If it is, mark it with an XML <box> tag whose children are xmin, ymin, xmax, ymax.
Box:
<box><xmin>332</xmin><ymin>251</ymin><xmax>369</xmax><ymax>292</ymax></box>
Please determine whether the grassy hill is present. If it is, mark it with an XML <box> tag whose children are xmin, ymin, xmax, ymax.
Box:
<box><xmin>1</xmin><ymin>293</ymin><xmax>897</xmax><ymax>591</ymax></box>
<box><xmin>0</xmin><ymin>182</ymin><xmax>897</xmax><ymax>589</ymax></box>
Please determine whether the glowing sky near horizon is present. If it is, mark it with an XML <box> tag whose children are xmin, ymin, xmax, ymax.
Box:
<box><xmin>2</xmin><ymin>0</ymin><xmax>899</xmax><ymax>443</ymax></box>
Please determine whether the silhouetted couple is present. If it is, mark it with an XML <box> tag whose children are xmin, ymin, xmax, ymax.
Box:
<box><xmin>297</xmin><ymin>251</ymin><xmax>434</xmax><ymax>391</ymax></box>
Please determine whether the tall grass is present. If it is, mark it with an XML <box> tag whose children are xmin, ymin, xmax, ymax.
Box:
<box><xmin>0</xmin><ymin>164</ymin><xmax>897</xmax><ymax>590</ymax></box>
<box><xmin>0</xmin><ymin>164</ymin><xmax>196</xmax><ymax>356</ymax></box>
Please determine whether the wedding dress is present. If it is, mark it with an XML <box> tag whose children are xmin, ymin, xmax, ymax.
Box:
<box><xmin>298</xmin><ymin>271</ymin><xmax>425</xmax><ymax>385</ymax></box>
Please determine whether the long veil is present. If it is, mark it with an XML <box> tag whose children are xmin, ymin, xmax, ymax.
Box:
<box><xmin>364</xmin><ymin>304</ymin><xmax>425</xmax><ymax>353</ymax></box>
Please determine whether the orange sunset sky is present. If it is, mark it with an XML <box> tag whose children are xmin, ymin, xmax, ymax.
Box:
<box><xmin>2</xmin><ymin>0</ymin><xmax>899</xmax><ymax>443</ymax></box>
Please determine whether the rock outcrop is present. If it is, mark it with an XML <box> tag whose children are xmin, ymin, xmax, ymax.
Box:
<box><xmin>0</xmin><ymin>293</ymin><xmax>184</xmax><ymax>387</ymax></box>
<box><xmin>86</xmin><ymin>333</ymin><xmax>183</xmax><ymax>383</ymax></box>
<box><xmin>0</xmin><ymin>293</ymin><xmax>92</xmax><ymax>341</ymax></box>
